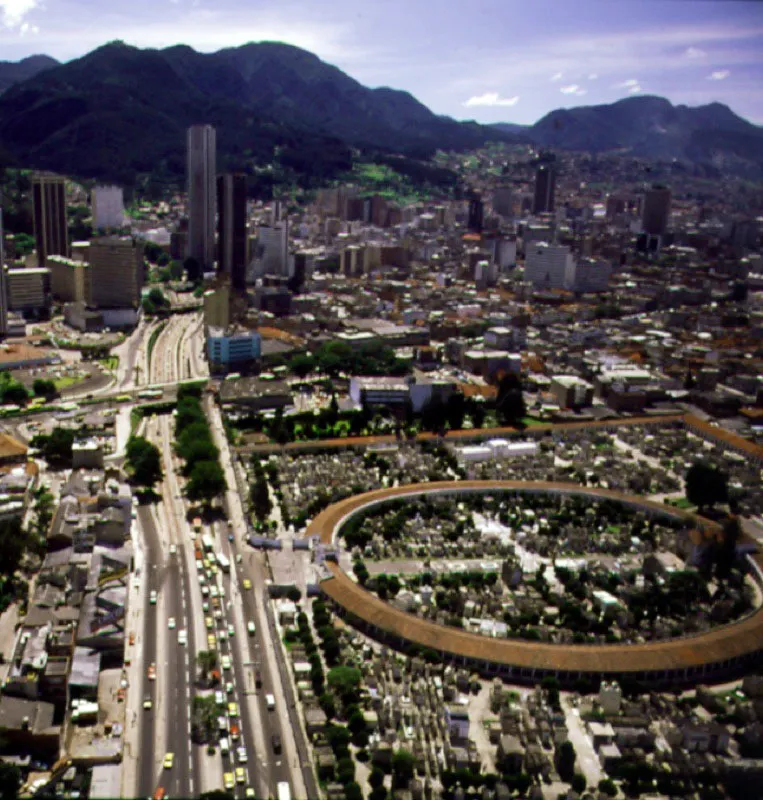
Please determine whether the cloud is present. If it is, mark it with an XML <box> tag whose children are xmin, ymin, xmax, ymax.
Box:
<box><xmin>550</xmin><ymin>71</ymin><xmax>564</xmax><ymax>82</ymax></box>
<box><xmin>463</xmin><ymin>92</ymin><xmax>519</xmax><ymax>107</ymax></box>
<box><xmin>0</xmin><ymin>0</ymin><xmax>37</xmax><ymax>28</ymax></box>
<box><xmin>617</xmin><ymin>79</ymin><xmax>640</xmax><ymax>88</ymax></box>
<box><xmin>628</xmin><ymin>84</ymin><xmax>642</xmax><ymax>93</ymax></box>
<box><xmin>684</xmin><ymin>46</ymin><xmax>706</xmax><ymax>59</ymax></box>
<box><xmin>560</xmin><ymin>84</ymin><xmax>587</xmax><ymax>96</ymax></box>
<box><xmin>587</xmin><ymin>73</ymin><xmax>598</xmax><ymax>80</ymax></box>
<box><xmin>707</xmin><ymin>69</ymin><xmax>730</xmax><ymax>80</ymax></box>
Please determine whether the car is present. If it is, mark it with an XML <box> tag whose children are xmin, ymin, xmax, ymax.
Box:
<box><xmin>149</xmin><ymin>590</ymin><xmax>157</xmax><ymax>605</ymax></box>
<box><xmin>223</xmin><ymin>772</ymin><xmax>235</xmax><ymax>790</ymax></box>
<box><xmin>205</xmin><ymin>616</ymin><xmax>214</xmax><ymax>630</ymax></box>
<box><xmin>245</xmin><ymin>789</ymin><xmax>255</xmax><ymax>798</ymax></box>
<box><xmin>202</xmin><ymin>601</ymin><xmax>210</xmax><ymax>612</ymax></box>
<box><xmin>195</xmin><ymin>559</ymin><xmax>203</xmax><ymax>571</ymax></box>
<box><xmin>207</xmin><ymin>634</ymin><xmax>217</xmax><ymax>650</ymax></box>
<box><xmin>214</xmin><ymin>609</ymin><xmax>223</xmax><ymax>620</ymax></box>
<box><xmin>129</xmin><ymin>632</ymin><xmax>135</xmax><ymax>646</ymax></box>
<box><xmin>221</xmin><ymin>655</ymin><xmax>231</xmax><ymax>671</ymax></box>
<box><xmin>178</xmin><ymin>629</ymin><xmax>187</xmax><ymax>646</ymax></box>
<box><xmin>237</xmin><ymin>746</ymin><xmax>247</xmax><ymax>763</ymax></box>
<box><xmin>236</xmin><ymin>554</ymin><xmax>242</xmax><ymax>564</ymax></box>
<box><xmin>228</xmin><ymin>533</ymin><xmax>234</xmax><ymax>542</ymax></box>
<box><xmin>148</xmin><ymin>663</ymin><xmax>156</xmax><ymax>681</ymax></box>
<box><xmin>255</xmin><ymin>671</ymin><xmax>262</xmax><ymax>689</ymax></box>
<box><xmin>226</xmin><ymin>681</ymin><xmax>234</xmax><ymax>695</ymax></box>
<box><xmin>153</xmin><ymin>788</ymin><xmax>166</xmax><ymax>800</ymax></box>
<box><xmin>210</xmin><ymin>586</ymin><xmax>219</xmax><ymax>599</ymax></box>
<box><xmin>198</xmin><ymin>573</ymin><xmax>206</xmax><ymax>586</ymax></box>
<box><xmin>228</xmin><ymin>702</ymin><xmax>239</xmax><ymax>717</ymax></box>
<box><xmin>228</xmin><ymin>624</ymin><xmax>235</xmax><ymax>638</ymax></box>
<box><xmin>235</xmin><ymin>767</ymin><xmax>246</xmax><ymax>784</ymax></box>
<box><xmin>247</xmin><ymin>621</ymin><xmax>256</xmax><ymax>636</ymax></box>
<box><xmin>271</xmin><ymin>734</ymin><xmax>282</xmax><ymax>754</ymax></box>
<box><xmin>143</xmin><ymin>695</ymin><xmax>153</xmax><ymax>710</ymax></box>
<box><xmin>242</xmin><ymin>578</ymin><xmax>252</xmax><ymax>590</ymax></box>
<box><xmin>230</xmin><ymin>721</ymin><xmax>240</xmax><ymax>741</ymax></box>
<box><xmin>169</xmin><ymin>544</ymin><xmax>177</xmax><ymax>555</ymax></box>
<box><xmin>163</xmin><ymin>753</ymin><xmax>174</xmax><ymax>769</ymax></box>
<box><xmin>168</xmin><ymin>617</ymin><xmax>176</xmax><ymax>630</ymax></box>
<box><xmin>219</xmin><ymin>629</ymin><xmax>228</xmax><ymax>642</ymax></box>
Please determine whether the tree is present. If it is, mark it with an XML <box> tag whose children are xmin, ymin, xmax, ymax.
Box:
<box><xmin>598</xmin><ymin>778</ymin><xmax>618</xmax><ymax>797</ymax></box>
<box><xmin>144</xmin><ymin>240</ymin><xmax>163</xmax><ymax>263</ymax></box>
<box><xmin>369</xmin><ymin>767</ymin><xmax>386</xmax><ymax>789</ymax></box>
<box><xmin>187</xmin><ymin>460</ymin><xmax>227</xmax><ymax>502</ymax></box>
<box><xmin>125</xmin><ymin>436</ymin><xmax>163</xmax><ymax>486</ymax></box>
<box><xmin>686</xmin><ymin>461</ymin><xmax>728</xmax><ymax>510</ymax></box>
<box><xmin>557</xmin><ymin>740</ymin><xmax>576</xmax><ymax>782</ymax></box>
<box><xmin>0</xmin><ymin>763</ymin><xmax>21</xmax><ymax>800</ymax></box>
<box><xmin>196</xmin><ymin>650</ymin><xmax>217</xmax><ymax>682</ymax></box>
<box><xmin>0</xmin><ymin>379</ymin><xmax>28</xmax><ymax>406</ymax></box>
<box><xmin>199</xmin><ymin>791</ymin><xmax>234</xmax><ymax>800</ymax></box>
<box><xmin>32</xmin><ymin>378</ymin><xmax>57</xmax><ymax>400</ymax></box>
<box><xmin>169</xmin><ymin>260</ymin><xmax>184</xmax><ymax>280</ymax></box>
<box><xmin>184</xmin><ymin>256</ymin><xmax>202</xmax><ymax>282</ymax></box>
<box><xmin>392</xmin><ymin>749</ymin><xmax>416</xmax><ymax>788</ymax></box>
<box><xmin>496</xmin><ymin>372</ymin><xmax>526</xmax><ymax>424</ymax></box>
<box><xmin>716</xmin><ymin>514</ymin><xmax>741</xmax><ymax>581</ymax></box>
<box><xmin>571</xmin><ymin>773</ymin><xmax>587</xmax><ymax>793</ymax></box>
<box><xmin>32</xmin><ymin>428</ymin><xmax>75</xmax><ymax>465</ymax></box>
<box><xmin>289</xmin><ymin>353</ymin><xmax>316</xmax><ymax>378</ymax></box>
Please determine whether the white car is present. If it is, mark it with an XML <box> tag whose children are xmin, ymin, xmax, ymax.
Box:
<box><xmin>168</xmin><ymin>617</ymin><xmax>176</xmax><ymax>630</ymax></box>
<box><xmin>169</xmin><ymin>544</ymin><xmax>177</xmax><ymax>556</ymax></box>
<box><xmin>178</xmin><ymin>629</ymin><xmax>187</xmax><ymax>646</ymax></box>
<box><xmin>228</xmin><ymin>624</ymin><xmax>235</xmax><ymax>638</ymax></box>
<box><xmin>226</xmin><ymin>681</ymin><xmax>234</xmax><ymax>695</ymax></box>
<box><xmin>219</xmin><ymin>630</ymin><xmax>228</xmax><ymax>642</ymax></box>
<box><xmin>237</xmin><ymin>746</ymin><xmax>247</xmax><ymax>763</ymax></box>
<box><xmin>149</xmin><ymin>590</ymin><xmax>157</xmax><ymax>605</ymax></box>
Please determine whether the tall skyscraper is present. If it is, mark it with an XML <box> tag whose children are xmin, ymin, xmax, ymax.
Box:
<box><xmin>217</xmin><ymin>174</ymin><xmax>248</xmax><ymax>292</ymax></box>
<box><xmin>32</xmin><ymin>172</ymin><xmax>69</xmax><ymax>266</ymax></box>
<box><xmin>467</xmin><ymin>194</ymin><xmax>484</xmax><ymax>233</ymax></box>
<box><xmin>0</xmin><ymin>188</ymin><xmax>8</xmax><ymax>337</ymax></box>
<box><xmin>186</xmin><ymin>124</ymin><xmax>216</xmax><ymax>271</ymax></box>
<box><xmin>533</xmin><ymin>164</ymin><xmax>556</xmax><ymax>214</ymax></box>
<box><xmin>642</xmin><ymin>185</ymin><xmax>671</xmax><ymax>236</ymax></box>
<box><xmin>92</xmin><ymin>185</ymin><xmax>125</xmax><ymax>230</ymax></box>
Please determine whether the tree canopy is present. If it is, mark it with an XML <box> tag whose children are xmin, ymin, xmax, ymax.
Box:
<box><xmin>125</xmin><ymin>436</ymin><xmax>163</xmax><ymax>486</ymax></box>
<box><xmin>686</xmin><ymin>461</ymin><xmax>728</xmax><ymax>509</ymax></box>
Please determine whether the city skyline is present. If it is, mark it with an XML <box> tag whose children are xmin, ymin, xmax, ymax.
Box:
<box><xmin>0</xmin><ymin>0</ymin><xmax>762</xmax><ymax>125</ymax></box>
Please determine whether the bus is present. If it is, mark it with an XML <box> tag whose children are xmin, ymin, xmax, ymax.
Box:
<box><xmin>216</xmin><ymin>552</ymin><xmax>230</xmax><ymax>573</ymax></box>
<box><xmin>138</xmin><ymin>389</ymin><xmax>163</xmax><ymax>400</ymax></box>
<box><xmin>277</xmin><ymin>782</ymin><xmax>291</xmax><ymax>800</ymax></box>
<box><xmin>201</xmin><ymin>533</ymin><xmax>215</xmax><ymax>554</ymax></box>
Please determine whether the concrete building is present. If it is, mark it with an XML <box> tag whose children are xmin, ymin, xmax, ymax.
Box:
<box><xmin>88</xmin><ymin>237</ymin><xmax>144</xmax><ymax>309</ymax></box>
<box><xmin>48</xmin><ymin>256</ymin><xmax>88</xmax><ymax>303</ymax></box>
<box><xmin>203</xmin><ymin>285</ymin><xmax>230</xmax><ymax>329</ymax></box>
<box><xmin>206</xmin><ymin>327</ymin><xmax>261</xmax><ymax>373</ymax></box>
<box><xmin>533</xmin><ymin>164</ymin><xmax>556</xmax><ymax>214</ymax></box>
<box><xmin>252</xmin><ymin>223</ymin><xmax>289</xmax><ymax>279</ymax></box>
<box><xmin>642</xmin><ymin>184</ymin><xmax>671</xmax><ymax>236</ymax></box>
<box><xmin>217</xmin><ymin>174</ymin><xmax>248</xmax><ymax>291</ymax></box>
<box><xmin>550</xmin><ymin>375</ymin><xmax>594</xmax><ymax>409</ymax></box>
<box><xmin>6</xmin><ymin>268</ymin><xmax>50</xmax><ymax>314</ymax></box>
<box><xmin>524</xmin><ymin>243</ymin><xmax>573</xmax><ymax>290</ymax></box>
<box><xmin>32</xmin><ymin>172</ymin><xmax>68</xmax><ymax>266</ymax></box>
<box><xmin>91</xmin><ymin>185</ymin><xmax>125</xmax><ymax>230</ymax></box>
<box><xmin>565</xmin><ymin>257</ymin><xmax>612</xmax><ymax>293</ymax></box>
<box><xmin>186</xmin><ymin>124</ymin><xmax>216</xmax><ymax>270</ymax></box>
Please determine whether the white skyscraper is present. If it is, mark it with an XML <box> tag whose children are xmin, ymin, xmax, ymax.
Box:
<box><xmin>92</xmin><ymin>185</ymin><xmax>125</xmax><ymax>230</ymax></box>
<box><xmin>186</xmin><ymin>124</ymin><xmax>216</xmax><ymax>270</ymax></box>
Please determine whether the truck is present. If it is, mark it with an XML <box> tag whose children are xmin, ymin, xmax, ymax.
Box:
<box><xmin>216</xmin><ymin>552</ymin><xmax>230</xmax><ymax>573</ymax></box>
<box><xmin>277</xmin><ymin>782</ymin><xmax>291</xmax><ymax>800</ymax></box>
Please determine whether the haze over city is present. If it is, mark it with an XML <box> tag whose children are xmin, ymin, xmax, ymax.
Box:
<box><xmin>1</xmin><ymin>0</ymin><xmax>762</xmax><ymax>124</ymax></box>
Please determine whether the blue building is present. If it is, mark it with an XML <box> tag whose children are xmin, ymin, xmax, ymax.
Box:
<box><xmin>206</xmin><ymin>326</ymin><xmax>261</xmax><ymax>373</ymax></box>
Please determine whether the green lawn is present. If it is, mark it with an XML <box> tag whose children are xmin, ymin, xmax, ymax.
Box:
<box><xmin>99</xmin><ymin>356</ymin><xmax>119</xmax><ymax>372</ymax></box>
<box><xmin>54</xmin><ymin>375</ymin><xmax>84</xmax><ymax>392</ymax></box>
<box><xmin>520</xmin><ymin>416</ymin><xmax>546</xmax><ymax>428</ymax></box>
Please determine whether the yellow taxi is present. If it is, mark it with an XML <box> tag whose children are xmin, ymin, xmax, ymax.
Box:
<box><xmin>242</xmin><ymin>578</ymin><xmax>252</xmax><ymax>590</ymax></box>
<box><xmin>223</xmin><ymin>772</ymin><xmax>235</xmax><ymax>790</ymax></box>
<box><xmin>163</xmin><ymin>753</ymin><xmax>174</xmax><ymax>769</ymax></box>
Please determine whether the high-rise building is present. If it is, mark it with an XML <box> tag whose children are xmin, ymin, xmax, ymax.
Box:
<box><xmin>642</xmin><ymin>185</ymin><xmax>671</xmax><ymax>236</ymax></box>
<box><xmin>217</xmin><ymin>174</ymin><xmax>248</xmax><ymax>292</ymax></box>
<box><xmin>92</xmin><ymin>185</ymin><xmax>125</xmax><ymax>230</ymax></box>
<box><xmin>88</xmin><ymin>237</ymin><xmax>144</xmax><ymax>309</ymax></box>
<box><xmin>533</xmin><ymin>165</ymin><xmax>556</xmax><ymax>214</ymax></box>
<box><xmin>186</xmin><ymin>124</ymin><xmax>216</xmax><ymax>271</ymax></box>
<box><xmin>6</xmin><ymin>268</ymin><xmax>50</xmax><ymax>313</ymax></box>
<box><xmin>47</xmin><ymin>255</ymin><xmax>89</xmax><ymax>303</ymax></box>
<box><xmin>524</xmin><ymin>242</ymin><xmax>573</xmax><ymax>290</ymax></box>
<box><xmin>32</xmin><ymin>172</ymin><xmax>69</xmax><ymax>266</ymax></box>
<box><xmin>0</xmin><ymin>188</ymin><xmax>8</xmax><ymax>337</ymax></box>
<box><xmin>252</xmin><ymin>223</ymin><xmax>289</xmax><ymax>279</ymax></box>
<box><xmin>467</xmin><ymin>195</ymin><xmax>484</xmax><ymax>233</ymax></box>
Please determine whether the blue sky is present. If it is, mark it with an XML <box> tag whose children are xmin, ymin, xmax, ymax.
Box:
<box><xmin>1</xmin><ymin>0</ymin><xmax>762</xmax><ymax>124</ymax></box>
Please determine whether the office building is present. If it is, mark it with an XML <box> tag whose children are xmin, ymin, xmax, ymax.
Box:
<box><xmin>206</xmin><ymin>326</ymin><xmax>261</xmax><ymax>373</ymax></box>
<box><xmin>6</xmin><ymin>268</ymin><xmax>50</xmax><ymax>313</ymax></box>
<box><xmin>533</xmin><ymin>164</ymin><xmax>556</xmax><ymax>214</ymax></box>
<box><xmin>642</xmin><ymin>184</ymin><xmax>671</xmax><ymax>236</ymax></box>
<box><xmin>524</xmin><ymin>242</ymin><xmax>573</xmax><ymax>290</ymax></box>
<box><xmin>217</xmin><ymin>174</ymin><xmax>248</xmax><ymax>291</ymax></box>
<box><xmin>186</xmin><ymin>124</ymin><xmax>216</xmax><ymax>270</ymax></box>
<box><xmin>32</xmin><ymin>172</ymin><xmax>69</xmax><ymax>266</ymax></box>
<box><xmin>48</xmin><ymin>255</ymin><xmax>89</xmax><ymax>303</ymax></box>
<box><xmin>88</xmin><ymin>237</ymin><xmax>144</xmax><ymax>309</ymax></box>
<box><xmin>565</xmin><ymin>258</ymin><xmax>612</xmax><ymax>293</ymax></box>
<box><xmin>91</xmin><ymin>185</ymin><xmax>125</xmax><ymax>230</ymax></box>
<box><xmin>467</xmin><ymin>195</ymin><xmax>484</xmax><ymax>233</ymax></box>
<box><xmin>252</xmin><ymin>223</ymin><xmax>289</xmax><ymax>279</ymax></box>
<box><xmin>550</xmin><ymin>376</ymin><xmax>595</xmax><ymax>409</ymax></box>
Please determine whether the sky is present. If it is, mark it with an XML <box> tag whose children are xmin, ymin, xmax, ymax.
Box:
<box><xmin>1</xmin><ymin>0</ymin><xmax>763</xmax><ymax>125</ymax></box>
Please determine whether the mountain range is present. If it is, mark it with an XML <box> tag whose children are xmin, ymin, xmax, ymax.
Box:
<box><xmin>0</xmin><ymin>41</ymin><xmax>761</xmax><ymax>188</ymax></box>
